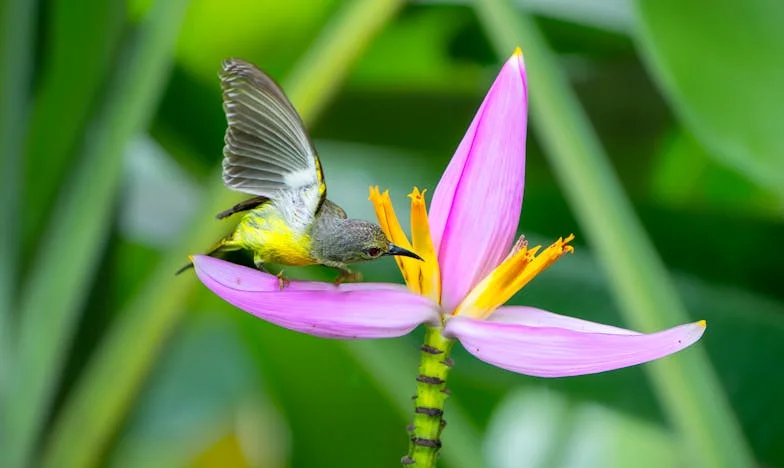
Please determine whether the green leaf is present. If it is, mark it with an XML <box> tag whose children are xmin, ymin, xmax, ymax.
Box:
<box><xmin>40</xmin><ymin>2</ymin><xmax>405</xmax><ymax>467</ymax></box>
<box><xmin>231</xmin><ymin>312</ymin><xmax>412</xmax><ymax>467</ymax></box>
<box><xmin>109</xmin><ymin>313</ymin><xmax>283</xmax><ymax>467</ymax></box>
<box><xmin>0</xmin><ymin>0</ymin><xmax>36</xmax><ymax>450</ymax></box>
<box><xmin>5</xmin><ymin>0</ymin><xmax>189</xmax><ymax>465</ymax></box>
<box><xmin>22</xmin><ymin>0</ymin><xmax>126</xmax><ymax>256</ymax></box>
<box><xmin>349</xmin><ymin>6</ymin><xmax>484</xmax><ymax>93</ymax></box>
<box><xmin>633</xmin><ymin>0</ymin><xmax>784</xmax><ymax>194</ymax></box>
<box><xmin>177</xmin><ymin>0</ymin><xmax>342</xmax><ymax>82</ymax></box>
<box><xmin>650</xmin><ymin>129</ymin><xmax>783</xmax><ymax>218</ymax></box>
<box><xmin>484</xmin><ymin>387</ymin><xmax>682</xmax><ymax>468</ymax></box>
<box><xmin>346</xmin><ymin>339</ymin><xmax>484</xmax><ymax>468</ymax></box>
<box><xmin>474</xmin><ymin>1</ymin><xmax>755</xmax><ymax>467</ymax></box>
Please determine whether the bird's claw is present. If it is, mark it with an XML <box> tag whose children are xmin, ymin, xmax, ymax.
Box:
<box><xmin>276</xmin><ymin>271</ymin><xmax>290</xmax><ymax>290</ymax></box>
<box><xmin>334</xmin><ymin>270</ymin><xmax>362</xmax><ymax>285</ymax></box>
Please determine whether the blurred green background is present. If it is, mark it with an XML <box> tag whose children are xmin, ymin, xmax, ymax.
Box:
<box><xmin>1</xmin><ymin>0</ymin><xmax>783</xmax><ymax>467</ymax></box>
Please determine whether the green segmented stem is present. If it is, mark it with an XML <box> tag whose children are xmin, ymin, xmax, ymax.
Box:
<box><xmin>403</xmin><ymin>326</ymin><xmax>455</xmax><ymax>467</ymax></box>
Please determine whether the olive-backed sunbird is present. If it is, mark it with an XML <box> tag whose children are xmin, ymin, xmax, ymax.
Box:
<box><xmin>180</xmin><ymin>58</ymin><xmax>421</xmax><ymax>282</ymax></box>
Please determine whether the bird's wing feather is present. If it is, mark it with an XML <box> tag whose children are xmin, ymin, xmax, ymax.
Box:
<box><xmin>220</xmin><ymin>58</ymin><xmax>326</xmax><ymax>215</ymax></box>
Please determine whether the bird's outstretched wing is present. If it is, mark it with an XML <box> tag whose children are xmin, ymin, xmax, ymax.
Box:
<box><xmin>219</xmin><ymin>58</ymin><xmax>326</xmax><ymax>214</ymax></box>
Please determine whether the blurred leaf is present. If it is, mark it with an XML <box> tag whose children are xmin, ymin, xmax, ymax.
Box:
<box><xmin>424</xmin><ymin>0</ymin><xmax>634</xmax><ymax>34</ymax></box>
<box><xmin>108</xmin><ymin>313</ymin><xmax>285</xmax><ymax>468</ymax></box>
<box><xmin>22</xmin><ymin>0</ymin><xmax>126</xmax><ymax>257</ymax></box>
<box><xmin>633</xmin><ymin>0</ymin><xmax>784</xmax><ymax>194</ymax></box>
<box><xmin>150</xmin><ymin>67</ymin><xmax>226</xmax><ymax>177</ymax></box>
<box><xmin>475</xmin><ymin>1</ymin><xmax>754</xmax><ymax>467</ymax></box>
<box><xmin>650</xmin><ymin>129</ymin><xmax>783</xmax><ymax>218</ymax></box>
<box><xmin>350</xmin><ymin>3</ymin><xmax>636</xmax><ymax>94</ymax></box>
<box><xmin>57</xmin><ymin>235</ymin><xmax>161</xmax><ymax>401</ymax></box>
<box><xmin>0</xmin><ymin>0</ymin><xmax>36</xmax><ymax>452</ymax></box>
<box><xmin>177</xmin><ymin>0</ymin><xmax>341</xmax><ymax>82</ymax></box>
<box><xmin>350</xmin><ymin>5</ymin><xmax>484</xmax><ymax>93</ymax></box>
<box><xmin>522</xmin><ymin>190</ymin><xmax>784</xmax><ymax>303</ymax></box>
<box><xmin>231</xmin><ymin>308</ymin><xmax>412</xmax><ymax>467</ymax></box>
<box><xmin>484</xmin><ymin>387</ymin><xmax>681</xmax><ymax>468</ymax></box>
<box><xmin>187</xmin><ymin>434</ymin><xmax>253</xmax><ymax>468</ymax></box>
<box><xmin>6</xmin><ymin>0</ymin><xmax>190</xmax><ymax>466</ymax></box>
<box><xmin>154</xmin><ymin>2</ymin><xmax>447</xmax><ymax>180</ymax></box>
<box><xmin>119</xmin><ymin>136</ymin><xmax>203</xmax><ymax>248</ymax></box>
<box><xmin>41</xmin><ymin>2</ymin><xmax>405</xmax><ymax>467</ymax></box>
<box><xmin>519</xmin><ymin>0</ymin><xmax>633</xmax><ymax>33</ymax></box>
<box><xmin>313</xmin><ymin>91</ymin><xmax>485</xmax><ymax>158</ymax></box>
<box><xmin>347</xmin><ymin>339</ymin><xmax>484</xmax><ymax>468</ymax></box>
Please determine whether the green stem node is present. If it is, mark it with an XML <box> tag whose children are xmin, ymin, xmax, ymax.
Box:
<box><xmin>404</xmin><ymin>326</ymin><xmax>454</xmax><ymax>467</ymax></box>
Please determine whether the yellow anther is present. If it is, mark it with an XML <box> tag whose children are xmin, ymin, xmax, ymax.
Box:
<box><xmin>455</xmin><ymin>234</ymin><xmax>575</xmax><ymax>319</ymax></box>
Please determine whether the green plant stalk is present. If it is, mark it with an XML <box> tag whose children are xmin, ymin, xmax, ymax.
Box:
<box><xmin>0</xmin><ymin>0</ymin><xmax>36</xmax><ymax>453</ymax></box>
<box><xmin>346</xmin><ymin>338</ymin><xmax>484</xmax><ymax>468</ymax></box>
<box><xmin>402</xmin><ymin>327</ymin><xmax>454</xmax><ymax>467</ymax></box>
<box><xmin>475</xmin><ymin>2</ymin><xmax>755</xmax><ymax>467</ymax></box>
<box><xmin>5</xmin><ymin>0</ymin><xmax>189</xmax><ymax>466</ymax></box>
<box><xmin>41</xmin><ymin>1</ymin><xmax>404</xmax><ymax>467</ymax></box>
<box><xmin>22</xmin><ymin>0</ymin><xmax>126</xmax><ymax>257</ymax></box>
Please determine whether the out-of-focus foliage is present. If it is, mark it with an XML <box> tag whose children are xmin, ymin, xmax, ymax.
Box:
<box><xmin>1</xmin><ymin>0</ymin><xmax>782</xmax><ymax>467</ymax></box>
<box><xmin>635</xmin><ymin>0</ymin><xmax>784</xmax><ymax>195</ymax></box>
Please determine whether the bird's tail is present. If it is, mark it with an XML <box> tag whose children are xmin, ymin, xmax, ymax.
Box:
<box><xmin>175</xmin><ymin>261</ymin><xmax>195</xmax><ymax>275</ymax></box>
<box><xmin>175</xmin><ymin>237</ymin><xmax>238</xmax><ymax>275</ymax></box>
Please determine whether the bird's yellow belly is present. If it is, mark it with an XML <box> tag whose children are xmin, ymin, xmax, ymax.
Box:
<box><xmin>234</xmin><ymin>208</ymin><xmax>315</xmax><ymax>266</ymax></box>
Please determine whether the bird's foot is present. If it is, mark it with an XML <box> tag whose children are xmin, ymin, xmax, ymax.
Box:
<box><xmin>253</xmin><ymin>257</ymin><xmax>288</xmax><ymax>289</ymax></box>
<box><xmin>276</xmin><ymin>271</ymin><xmax>290</xmax><ymax>290</ymax></box>
<box><xmin>334</xmin><ymin>269</ymin><xmax>362</xmax><ymax>285</ymax></box>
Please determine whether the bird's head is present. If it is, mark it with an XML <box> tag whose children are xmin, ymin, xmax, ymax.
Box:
<box><xmin>319</xmin><ymin>220</ymin><xmax>422</xmax><ymax>264</ymax></box>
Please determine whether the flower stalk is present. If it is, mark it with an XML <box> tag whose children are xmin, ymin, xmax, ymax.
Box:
<box><xmin>404</xmin><ymin>326</ymin><xmax>454</xmax><ymax>466</ymax></box>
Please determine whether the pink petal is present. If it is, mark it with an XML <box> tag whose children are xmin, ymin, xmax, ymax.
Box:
<box><xmin>444</xmin><ymin>308</ymin><xmax>706</xmax><ymax>377</ymax></box>
<box><xmin>489</xmin><ymin>307</ymin><xmax>638</xmax><ymax>335</ymax></box>
<box><xmin>193</xmin><ymin>256</ymin><xmax>439</xmax><ymax>339</ymax></box>
<box><xmin>429</xmin><ymin>52</ymin><xmax>528</xmax><ymax>312</ymax></box>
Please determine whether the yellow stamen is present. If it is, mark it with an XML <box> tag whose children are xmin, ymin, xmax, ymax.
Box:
<box><xmin>697</xmin><ymin>320</ymin><xmax>707</xmax><ymax>328</ymax></box>
<box><xmin>455</xmin><ymin>234</ymin><xmax>575</xmax><ymax>319</ymax></box>
<box><xmin>369</xmin><ymin>186</ymin><xmax>420</xmax><ymax>293</ymax></box>
<box><xmin>513</xmin><ymin>46</ymin><xmax>523</xmax><ymax>57</ymax></box>
<box><xmin>408</xmin><ymin>188</ymin><xmax>441</xmax><ymax>303</ymax></box>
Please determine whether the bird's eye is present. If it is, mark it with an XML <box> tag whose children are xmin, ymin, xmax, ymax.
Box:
<box><xmin>367</xmin><ymin>247</ymin><xmax>381</xmax><ymax>257</ymax></box>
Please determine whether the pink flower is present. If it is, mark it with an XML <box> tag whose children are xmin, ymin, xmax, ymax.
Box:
<box><xmin>193</xmin><ymin>49</ymin><xmax>705</xmax><ymax>378</ymax></box>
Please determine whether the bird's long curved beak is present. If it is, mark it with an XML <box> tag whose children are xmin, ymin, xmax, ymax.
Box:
<box><xmin>386</xmin><ymin>244</ymin><xmax>423</xmax><ymax>261</ymax></box>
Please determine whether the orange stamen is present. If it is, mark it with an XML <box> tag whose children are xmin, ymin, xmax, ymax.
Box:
<box><xmin>408</xmin><ymin>188</ymin><xmax>441</xmax><ymax>303</ymax></box>
<box><xmin>455</xmin><ymin>234</ymin><xmax>575</xmax><ymax>319</ymax></box>
<box><xmin>369</xmin><ymin>187</ymin><xmax>420</xmax><ymax>293</ymax></box>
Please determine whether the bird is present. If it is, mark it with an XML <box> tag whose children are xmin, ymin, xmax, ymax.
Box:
<box><xmin>178</xmin><ymin>58</ymin><xmax>422</xmax><ymax>284</ymax></box>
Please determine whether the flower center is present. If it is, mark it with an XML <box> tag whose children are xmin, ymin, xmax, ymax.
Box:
<box><xmin>453</xmin><ymin>234</ymin><xmax>574</xmax><ymax>319</ymax></box>
<box><xmin>369</xmin><ymin>187</ymin><xmax>441</xmax><ymax>303</ymax></box>
<box><xmin>370</xmin><ymin>186</ymin><xmax>572</xmax><ymax>320</ymax></box>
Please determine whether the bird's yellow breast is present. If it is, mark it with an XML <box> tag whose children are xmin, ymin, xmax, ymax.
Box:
<box><xmin>233</xmin><ymin>205</ymin><xmax>315</xmax><ymax>266</ymax></box>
